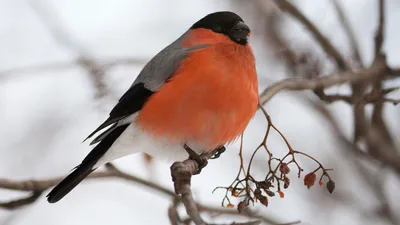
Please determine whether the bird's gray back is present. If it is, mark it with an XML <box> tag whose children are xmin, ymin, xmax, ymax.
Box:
<box><xmin>132</xmin><ymin>31</ymin><xmax>207</xmax><ymax>91</ymax></box>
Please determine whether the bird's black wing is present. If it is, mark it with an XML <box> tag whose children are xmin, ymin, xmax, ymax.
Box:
<box><xmin>83</xmin><ymin>83</ymin><xmax>153</xmax><ymax>143</ymax></box>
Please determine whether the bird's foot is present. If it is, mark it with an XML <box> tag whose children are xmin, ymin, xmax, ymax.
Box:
<box><xmin>183</xmin><ymin>144</ymin><xmax>208</xmax><ymax>175</ymax></box>
<box><xmin>210</xmin><ymin>146</ymin><xmax>226</xmax><ymax>159</ymax></box>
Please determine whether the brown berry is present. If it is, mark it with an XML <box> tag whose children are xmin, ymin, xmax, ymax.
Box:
<box><xmin>326</xmin><ymin>180</ymin><xmax>335</xmax><ymax>193</ymax></box>
<box><xmin>226</xmin><ymin>203</ymin><xmax>234</xmax><ymax>208</ymax></box>
<box><xmin>278</xmin><ymin>191</ymin><xmax>285</xmax><ymax>198</ymax></box>
<box><xmin>265</xmin><ymin>189</ymin><xmax>275</xmax><ymax>197</ymax></box>
<box><xmin>260</xmin><ymin>196</ymin><xmax>268</xmax><ymax>207</ymax></box>
<box><xmin>254</xmin><ymin>189</ymin><xmax>265</xmax><ymax>200</ymax></box>
<box><xmin>280</xmin><ymin>163</ymin><xmax>290</xmax><ymax>174</ymax></box>
<box><xmin>284</xmin><ymin>176</ymin><xmax>290</xmax><ymax>189</ymax></box>
<box><xmin>258</xmin><ymin>181</ymin><xmax>271</xmax><ymax>190</ymax></box>
<box><xmin>304</xmin><ymin>172</ymin><xmax>317</xmax><ymax>189</ymax></box>
<box><xmin>237</xmin><ymin>201</ymin><xmax>247</xmax><ymax>212</ymax></box>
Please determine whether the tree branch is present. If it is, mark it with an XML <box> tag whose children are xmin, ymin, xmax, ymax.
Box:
<box><xmin>259</xmin><ymin>55</ymin><xmax>387</xmax><ymax>105</ymax></box>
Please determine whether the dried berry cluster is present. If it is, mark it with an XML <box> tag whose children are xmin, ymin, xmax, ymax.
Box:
<box><xmin>214</xmin><ymin>106</ymin><xmax>335</xmax><ymax>212</ymax></box>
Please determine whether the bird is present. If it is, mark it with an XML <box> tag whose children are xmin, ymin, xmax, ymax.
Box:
<box><xmin>47</xmin><ymin>11</ymin><xmax>259</xmax><ymax>203</ymax></box>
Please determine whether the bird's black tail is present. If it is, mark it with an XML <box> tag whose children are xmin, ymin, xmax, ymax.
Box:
<box><xmin>47</xmin><ymin>124</ymin><xmax>129</xmax><ymax>203</ymax></box>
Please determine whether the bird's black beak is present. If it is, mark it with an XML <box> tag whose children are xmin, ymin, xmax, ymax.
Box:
<box><xmin>229</xmin><ymin>21</ymin><xmax>250</xmax><ymax>44</ymax></box>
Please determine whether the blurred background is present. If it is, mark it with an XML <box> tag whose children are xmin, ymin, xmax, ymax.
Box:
<box><xmin>0</xmin><ymin>0</ymin><xmax>399</xmax><ymax>225</ymax></box>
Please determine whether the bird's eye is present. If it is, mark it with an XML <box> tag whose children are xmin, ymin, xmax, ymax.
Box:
<box><xmin>212</xmin><ymin>25</ymin><xmax>223</xmax><ymax>33</ymax></box>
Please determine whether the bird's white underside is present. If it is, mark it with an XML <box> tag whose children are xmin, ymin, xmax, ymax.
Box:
<box><xmin>93</xmin><ymin>121</ymin><xmax>203</xmax><ymax>168</ymax></box>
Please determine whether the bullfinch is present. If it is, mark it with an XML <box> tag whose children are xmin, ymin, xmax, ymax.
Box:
<box><xmin>47</xmin><ymin>11</ymin><xmax>258</xmax><ymax>203</ymax></box>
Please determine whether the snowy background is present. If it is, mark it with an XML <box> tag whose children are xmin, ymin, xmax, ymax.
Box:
<box><xmin>1</xmin><ymin>0</ymin><xmax>399</xmax><ymax>225</ymax></box>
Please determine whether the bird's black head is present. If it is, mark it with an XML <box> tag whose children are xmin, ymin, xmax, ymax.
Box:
<box><xmin>190</xmin><ymin>11</ymin><xmax>250</xmax><ymax>45</ymax></box>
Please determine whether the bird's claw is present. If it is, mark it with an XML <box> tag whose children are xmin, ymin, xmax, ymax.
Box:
<box><xmin>184</xmin><ymin>144</ymin><xmax>208</xmax><ymax>174</ymax></box>
<box><xmin>210</xmin><ymin>146</ymin><xmax>226</xmax><ymax>159</ymax></box>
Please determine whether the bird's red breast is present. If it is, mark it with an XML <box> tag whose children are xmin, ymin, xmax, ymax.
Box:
<box><xmin>136</xmin><ymin>28</ymin><xmax>258</xmax><ymax>151</ymax></box>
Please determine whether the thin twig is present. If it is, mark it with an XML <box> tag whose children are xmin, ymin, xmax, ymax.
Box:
<box><xmin>313</xmin><ymin>90</ymin><xmax>353</xmax><ymax>104</ymax></box>
<box><xmin>374</xmin><ymin>0</ymin><xmax>385</xmax><ymax>56</ymax></box>
<box><xmin>0</xmin><ymin>57</ymin><xmax>146</xmax><ymax>81</ymax></box>
<box><xmin>330</xmin><ymin>0</ymin><xmax>363</xmax><ymax>66</ymax></box>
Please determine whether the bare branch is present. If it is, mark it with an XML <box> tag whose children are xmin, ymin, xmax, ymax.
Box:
<box><xmin>0</xmin><ymin>57</ymin><xmax>146</xmax><ymax>80</ymax></box>
<box><xmin>371</xmin><ymin>0</ymin><xmax>394</xmax><ymax>150</ymax></box>
<box><xmin>382</xmin><ymin>98</ymin><xmax>399</xmax><ymax>105</ymax></box>
<box><xmin>388</xmin><ymin>67</ymin><xmax>400</xmax><ymax>76</ymax></box>
<box><xmin>259</xmin><ymin>56</ymin><xmax>387</xmax><ymax>105</ymax></box>
<box><xmin>0</xmin><ymin>192</ymin><xmax>42</xmax><ymax>210</ymax></box>
<box><xmin>374</xmin><ymin>0</ymin><xmax>386</xmax><ymax>56</ymax></box>
<box><xmin>314</xmin><ymin>88</ymin><xmax>352</xmax><ymax>104</ymax></box>
<box><xmin>330</xmin><ymin>0</ymin><xmax>363</xmax><ymax>66</ymax></box>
